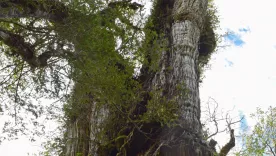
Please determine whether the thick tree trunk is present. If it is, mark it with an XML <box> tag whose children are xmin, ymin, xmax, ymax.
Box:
<box><xmin>140</xmin><ymin>0</ymin><xmax>213</xmax><ymax>155</ymax></box>
<box><xmin>65</xmin><ymin>103</ymin><xmax>109</xmax><ymax>156</ymax></box>
<box><xmin>64</xmin><ymin>0</ymin><xmax>215</xmax><ymax>155</ymax></box>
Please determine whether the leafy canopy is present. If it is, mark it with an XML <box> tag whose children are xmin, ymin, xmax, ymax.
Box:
<box><xmin>0</xmin><ymin>0</ymin><xmax>145</xmax><ymax>142</ymax></box>
<box><xmin>237</xmin><ymin>106</ymin><xmax>276</xmax><ymax>156</ymax></box>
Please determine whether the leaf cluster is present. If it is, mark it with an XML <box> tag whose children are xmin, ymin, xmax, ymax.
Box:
<box><xmin>237</xmin><ymin>106</ymin><xmax>276</xmax><ymax>156</ymax></box>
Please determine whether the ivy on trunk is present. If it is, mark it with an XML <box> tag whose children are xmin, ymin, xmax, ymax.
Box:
<box><xmin>0</xmin><ymin>0</ymin><xmax>234</xmax><ymax>156</ymax></box>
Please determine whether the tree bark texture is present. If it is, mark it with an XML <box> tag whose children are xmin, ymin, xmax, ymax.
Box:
<box><xmin>64</xmin><ymin>0</ymin><xmax>216</xmax><ymax>155</ymax></box>
<box><xmin>65</xmin><ymin>103</ymin><xmax>109</xmax><ymax>156</ymax></box>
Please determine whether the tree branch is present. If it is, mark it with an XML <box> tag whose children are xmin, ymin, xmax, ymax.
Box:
<box><xmin>0</xmin><ymin>0</ymin><xmax>68</xmax><ymax>22</ymax></box>
<box><xmin>265</xmin><ymin>141</ymin><xmax>276</xmax><ymax>156</ymax></box>
<box><xmin>219</xmin><ymin>129</ymin><xmax>235</xmax><ymax>156</ymax></box>
<box><xmin>0</xmin><ymin>27</ymin><xmax>68</xmax><ymax>67</ymax></box>
<box><xmin>0</xmin><ymin>0</ymin><xmax>142</xmax><ymax>68</ymax></box>
<box><xmin>108</xmin><ymin>0</ymin><xmax>143</xmax><ymax>10</ymax></box>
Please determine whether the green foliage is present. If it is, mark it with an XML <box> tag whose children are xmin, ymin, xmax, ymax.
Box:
<box><xmin>0</xmin><ymin>0</ymin><xmax>219</xmax><ymax>155</ymax></box>
<box><xmin>40</xmin><ymin>137</ymin><xmax>65</xmax><ymax>156</ymax></box>
<box><xmin>236</xmin><ymin>106</ymin><xmax>276</xmax><ymax>156</ymax></box>
<box><xmin>76</xmin><ymin>153</ymin><xmax>83</xmax><ymax>156</ymax></box>
<box><xmin>137</xmin><ymin>0</ymin><xmax>173</xmax><ymax>74</ymax></box>
<box><xmin>141</xmin><ymin>89</ymin><xmax>178</xmax><ymax>127</ymax></box>
<box><xmin>0</xmin><ymin>0</ymin><xmax>145</xmax><ymax>153</ymax></box>
<box><xmin>139</xmin><ymin>24</ymin><xmax>167</xmax><ymax>72</ymax></box>
<box><xmin>198</xmin><ymin>0</ymin><xmax>220</xmax><ymax>82</ymax></box>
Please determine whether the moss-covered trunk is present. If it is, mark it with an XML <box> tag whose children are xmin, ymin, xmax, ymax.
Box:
<box><xmin>63</xmin><ymin>0</ymin><xmax>216</xmax><ymax>155</ymax></box>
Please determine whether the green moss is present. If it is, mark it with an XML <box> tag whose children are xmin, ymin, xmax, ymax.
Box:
<box><xmin>141</xmin><ymin>89</ymin><xmax>179</xmax><ymax>127</ymax></box>
<box><xmin>60</xmin><ymin>1</ymin><xmax>219</xmax><ymax>155</ymax></box>
<box><xmin>198</xmin><ymin>13</ymin><xmax>217</xmax><ymax>65</ymax></box>
<box><xmin>76</xmin><ymin>153</ymin><xmax>83</xmax><ymax>156</ymax></box>
<box><xmin>198</xmin><ymin>0</ymin><xmax>219</xmax><ymax>82</ymax></box>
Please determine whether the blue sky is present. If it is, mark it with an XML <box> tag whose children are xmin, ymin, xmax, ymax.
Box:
<box><xmin>239</xmin><ymin>111</ymin><xmax>248</xmax><ymax>132</ymax></box>
<box><xmin>1</xmin><ymin>0</ymin><xmax>276</xmax><ymax>155</ymax></box>
<box><xmin>224</xmin><ymin>58</ymin><xmax>233</xmax><ymax>67</ymax></box>
<box><xmin>200</xmin><ymin>0</ymin><xmax>276</xmax><ymax>154</ymax></box>
<box><xmin>225</xmin><ymin>31</ymin><xmax>245</xmax><ymax>47</ymax></box>
<box><xmin>238</xmin><ymin>28</ymin><xmax>250</xmax><ymax>33</ymax></box>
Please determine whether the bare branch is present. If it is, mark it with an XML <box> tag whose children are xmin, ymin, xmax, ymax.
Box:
<box><xmin>206</xmin><ymin>97</ymin><xmax>219</xmax><ymax>139</ymax></box>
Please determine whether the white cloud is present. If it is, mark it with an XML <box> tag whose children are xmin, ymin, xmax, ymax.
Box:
<box><xmin>200</xmin><ymin>0</ymin><xmax>276</xmax><ymax>153</ymax></box>
<box><xmin>2</xmin><ymin>0</ymin><xmax>276</xmax><ymax>155</ymax></box>
<box><xmin>0</xmin><ymin>137</ymin><xmax>41</xmax><ymax>156</ymax></box>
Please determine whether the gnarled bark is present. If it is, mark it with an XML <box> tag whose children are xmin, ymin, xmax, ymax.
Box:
<box><xmin>63</xmin><ymin>0</ymin><xmax>214</xmax><ymax>155</ymax></box>
<box><xmin>63</xmin><ymin>0</ymin><xmax>235</xmax><ymax>155</ymax></box>
<box><xmin>0</xmin><ymin>0</ymin><xmax>236</xmax><ymax>155</ymax></box>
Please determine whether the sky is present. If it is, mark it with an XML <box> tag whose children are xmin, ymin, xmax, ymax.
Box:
<box><xmin>200</xmin><ymin>0</ymin><xmax>276</xmax><ymax>153</ymax></box>
<box><xmin>1</xmin><ymin>0</ymin><xmax>276</xmax><ymax>155</ymax></box>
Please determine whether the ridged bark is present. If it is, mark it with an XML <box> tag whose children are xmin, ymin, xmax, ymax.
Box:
<box><xmin>65</xmin><ymin>103</ymin><xmax>109</xmax><ymax>156</ymax></box>
<box><xmin>141</xmin><ymin>0</ymin><xmax>213</xmax><ymax>155</ymax></box>
<box><xmin>63</xmin><ymin>0</ymin><xmax>216</xmax><ymax>155</ymax></box>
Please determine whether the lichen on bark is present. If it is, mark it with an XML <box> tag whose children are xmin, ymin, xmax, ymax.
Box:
<box><xmin>0</xmin><ymin>0</ymin><xmax>224</xmax><ymax>155</ymax></box>
<box><xmin>62</xmin><ymin>0</ymin><xmax>221</xmax><ymax>155</ymax></box>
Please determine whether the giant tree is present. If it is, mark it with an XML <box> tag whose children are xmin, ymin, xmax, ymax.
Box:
<box><xmin>0</xmin><ymin>0</ymin><xmax>234</xmax><ymax>155</ymax></box>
